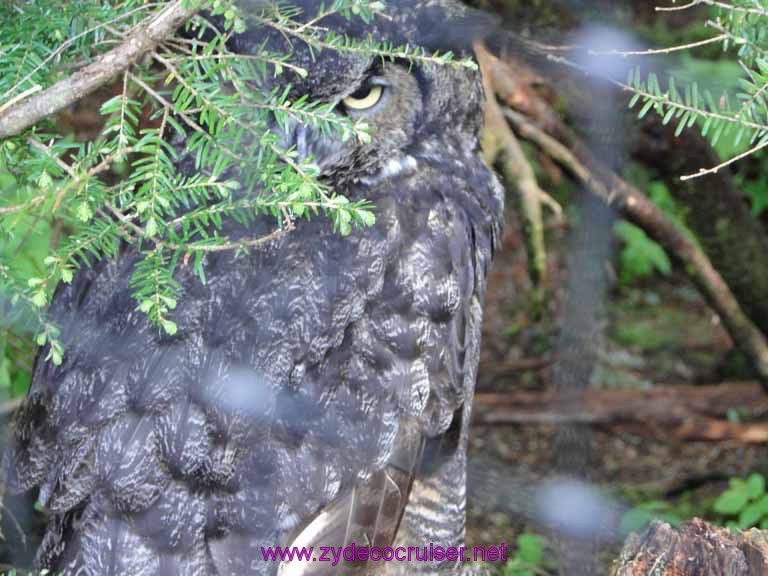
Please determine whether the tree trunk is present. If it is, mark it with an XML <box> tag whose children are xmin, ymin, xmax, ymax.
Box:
<box><xmin>633</xmin><ymin>119</ymin><xmax>768</xmax><ymax>337</ymax></box>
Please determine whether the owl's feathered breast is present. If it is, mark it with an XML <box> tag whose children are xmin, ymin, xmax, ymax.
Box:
<box><xmin>7</xmin><ymin>150</ymin><xmax>502</xmax><ymax>574</ymax></box>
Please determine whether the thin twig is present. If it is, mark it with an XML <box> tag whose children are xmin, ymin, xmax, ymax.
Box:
<box><xmin>681</xmin><ymin>137</ymin><xmax>768</xmax><ymax>180</ymax></box>
<box><xmin>0</xmin><ymin>84</ymin><xmax>42</xmax><ymax>116</ymax></box>
<box><xmin>656</xmin><ymin>0</ymin><xmax>700</xmax><ymax>11</ymax></box>
<box><xmin>588</xmin><ymin>34</ymin><xmax>728</xmax><ymax>57</ymax></box>
<box><xmin>657</xmin><ymin>0</ymin><xmax>768</xmax><ymax>15</ymax></box>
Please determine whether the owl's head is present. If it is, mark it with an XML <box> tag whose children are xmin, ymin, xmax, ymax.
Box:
<box><xmin>228</xmin><ymin>0</ymin><xmax>495</xmax><ymax>187</ymax></box>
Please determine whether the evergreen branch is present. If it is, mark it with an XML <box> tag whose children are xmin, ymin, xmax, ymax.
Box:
<box><xmin>252</xmin><ymin>13</ymin><xmax>477</xmax><ymax>70</ymax></box>
<box><xmin>0</xmin><ymin>264</ymin><xmax>64</xmax><ymax>364</ymax></box>
<box><xmin>0</xmin><ymin>0</ymin><xmax>203</xmax><ymax>138</ymax></box>
<box><xmin>554</xmin><ymin>54</ymin><xmax>768</xmax><ymax>133</ymax></box>
<box><xmin>161</xmin><ymin>49</ymin><xmax>309</xmax><ymax>77</ymax></box>
<box><xmin>680</xmin><ymin>136</ymin><xmax>768</xmax><ymax>180</ymax></box>
<box><xmin>3</xmin><ymin>2</ymin><xmax>163</xmax><ymax>103</ymax></box>
<box><xmin>151</xmin><ymin>50</ymin><xmax>338</xmax><ymax>204</ymax></box>
<box><xmin>126</xmin><ymin>70</ymin><xmax>247</xmax><ymax>163</ymax></box>
<box><xmin>130</xmin><ymin>246</ymin><xmax>180</xmax><ymax>335</ymax></box>
<box><xmin>17</xmin><ymin>137</ymin><xmax>135</xmax><ymax>217</ymax></box>
<box><xmin>657</xmin><ymin>0</ymin><xmax>768</xmax><ymax>16</ymax></box>
<box><xmin>737</xmin><ymin>60</ymin><xmax>768</xmax><ymax>118</ymax></box>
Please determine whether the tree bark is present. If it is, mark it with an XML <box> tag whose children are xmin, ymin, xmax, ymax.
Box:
<box><xmin>614</xmin><ymin>518</ymin><xmax>768</xmax><ymax>576</ymax></box>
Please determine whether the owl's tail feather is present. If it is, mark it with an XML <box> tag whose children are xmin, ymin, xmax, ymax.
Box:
<box><xmin>277</xmin><ymin>421</ymin><xmax>424</xmax><ymax>576</ymax></box>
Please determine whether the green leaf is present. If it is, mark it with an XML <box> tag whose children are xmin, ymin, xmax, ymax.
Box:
<box><xmin>76</xmin><ymin>201</ymin><xmax>93</xmax><ymax>223</ymax></box>
<box><xmin>146</xmin><ymin>217</ymin><xmax>159</xmax><ymax>238</ymax></box>
<box><xmin>755</xmin><ymin>494</ymin><xmax>768</xmax><ymax>515</ymax></box>
<box><xmin>638</xmin><ymin>99</ymin><xmax>655</xmax><ymax>119</ymax></box>
<box><xmin>161</xmin><ymin>296</ymin><xmax>177</xmax><ymax>310</ymax></box>
<box><xmin>747</xmin><ymin>474</ymin><xmax>765</xmax><ymax>499</ymax></box>
<box><xmin>37</xmin><ymin>170</ymin><xmax>53</xmax><ymax>190</ymax></box>
<box><xmin>662</xmin><ymin>106</ymin><xmax>676</xmax><ymax>125</ymax></box>
<box><xmin>615</xmin><ymin>221</ymin><xmax>671</xmax><ymax>284</ymax></box>
<box><xmin>51</xmin><ymin>349</ymin><xmax>63</xmax><ymax>366</ymax></box>
<box><xmin>638</xmin><ymin>500</ymin><xmax>672</xmax><ymax>512</ymax></box>
<box><xmin>714</xmin><ymin>487</ymin><xmax>749</xmax><ymax>515</ymax></box>
<box><xmin>31</xmin><ymin>291</ymin><xmax>47</xmax><ymax>308</ymax></box>
<box><xmin>161</xmin><ymin>320</ymin><xmax>178</xmax><ymax>335</ymax></box>
<box><xmin>339</xmin><ymin>220</ymin><xmax>352</xmax><ymax>236</ymax></box>
<box><xmin>0</xmin><ymin>351</ymin><xmax>10</xmax><ymax>392</ymax></box>
<box><xmin>357</xmin><ymin>210</ymin><xmax>376</xmax><ymax>227</ymax></box>
<box><xmin>516</xmin><ymin>534</ymin><xmax>544</xmax><ymax>565</ymax></box>
<box><xmin>738</xmin><ymin>501</ymin><xmax>764</xmax><ymax>528</ymax></box>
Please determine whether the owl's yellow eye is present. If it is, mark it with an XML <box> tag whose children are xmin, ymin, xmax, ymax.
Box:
<box><xmin>342</xmin><ymin>85</ymin><xmax>384</xmax><ymax>111</ymax></box>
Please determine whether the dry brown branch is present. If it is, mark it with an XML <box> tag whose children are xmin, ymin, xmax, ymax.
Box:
<box><xmin>503</xmin><ymin>108</ymin><xmax>768</xmax><ymax>388</ymax></box>
<box><xmin>476</xmin><ymin>43</ymin><xmax>554</xmax><ymax>286</ymax></box>
<box><xmin>0</xmin><ymin>1</ymin><xmax>201</xmax><ymax>138</ymax></box>
<box><xmin>483</xmin><ymin>356</ymin><xmax>553</xmax><ymax>377</ymax></box>
<box><xmin>475</xmin><ymin>382</ymin><xmax>768</xmax><ymax>443</ymax></box>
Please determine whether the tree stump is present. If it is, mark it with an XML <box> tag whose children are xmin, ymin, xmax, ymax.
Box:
<box><xmin>614</xmin><ymin>518</ymin><xmax>768</xmax><ymax>575</ymax></box>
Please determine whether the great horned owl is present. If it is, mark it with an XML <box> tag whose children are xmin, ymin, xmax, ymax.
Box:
<box><xmin>5</xmin><ymin>1</ymin><xmax>504</xmax><ymax>574</ymax></box>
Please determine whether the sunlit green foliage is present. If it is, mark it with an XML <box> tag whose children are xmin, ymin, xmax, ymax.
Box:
<box><xmin>713</xmin><ymin>473</ymin><xmax>768</xmax><ymax>529</ymax></box>
<box><xmin>625</xmin><ymin>0</ymin><xmax>768</xmax><ymax>176</ymax></box>
<box><xmin>620</xmin><ymin>473</ymin><xmax>768</xmax><ymax>537</ymax></box>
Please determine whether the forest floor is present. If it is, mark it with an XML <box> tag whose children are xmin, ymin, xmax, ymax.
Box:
<box><xmin>465</xmin><ymin>207</ymin><xmax>768</xmax><ymax>573</ymax></box>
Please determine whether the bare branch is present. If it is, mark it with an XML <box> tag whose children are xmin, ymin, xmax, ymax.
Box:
<box><xmin>476</xmin><ymin>43</ymin><xmax>552</xmax><ymax>287</ymax></box>
<box><xmin>505</xmin><ymin>108</ymin><xmax>768</xmax><ymax>388</ymax></box>
<box><xmin>588</xmin><ymin>33</ymin><xmax>728</xmax><ymax>57</ymax></box>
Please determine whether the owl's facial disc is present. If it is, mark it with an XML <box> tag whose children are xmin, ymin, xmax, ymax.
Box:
<box><xmin>272</xmin><ymin>62</ymin><xmax>422</xmax><ymax>185</ymax></box>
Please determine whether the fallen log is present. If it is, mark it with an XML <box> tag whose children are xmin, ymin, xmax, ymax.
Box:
<box><xmin>473</xmin><ymin>382</ymin><xmax>768</xmax><ymax>443</ymax></box>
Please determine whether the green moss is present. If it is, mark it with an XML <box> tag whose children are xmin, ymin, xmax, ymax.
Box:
<box><xmin>614</xmin><ymin>322</ymin><xmax>671</xmax><ymax>351</ymax></box>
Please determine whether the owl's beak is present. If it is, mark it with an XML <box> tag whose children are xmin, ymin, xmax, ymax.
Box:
<box><xmin>271</xmin><ymin>116</ymin><xmax>344</xmax><ymax>174</ymax></box>
<box><xmin>295</xmin><ymin>124</ymin><xmax>309</xmax><ymax>162</ymax></box>
<box><xmin>272</xmin><ymin>119</ymin><xmax>310</xmax><ymax>163</ymax></box>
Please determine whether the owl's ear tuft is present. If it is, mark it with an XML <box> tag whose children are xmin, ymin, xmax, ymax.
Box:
<box><xmin>400</xmin><ymin>2</ymin><xmax>499</xmax><ymax>56</ymax></box>
<box><xmin>186</xmin><ymin>2</ymin><xmax>498</xmax><ymax>60</ymax></box>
